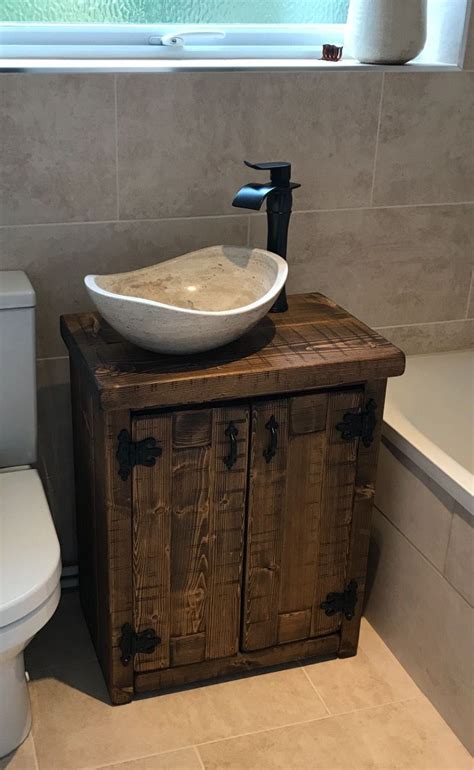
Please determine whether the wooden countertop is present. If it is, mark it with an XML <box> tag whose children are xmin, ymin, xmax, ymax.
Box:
<box><xmin>60</xmin><ymin>293</ymin><xmax>405</xmax><ymax>411</ymax></box>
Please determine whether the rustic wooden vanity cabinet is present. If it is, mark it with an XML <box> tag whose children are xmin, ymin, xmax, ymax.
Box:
<box><xmin>61</xmin><ymin>293</ymin><xmax>405</xmax><ymax>705</ymax></box>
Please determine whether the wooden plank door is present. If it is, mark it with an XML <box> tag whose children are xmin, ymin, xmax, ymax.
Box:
<box><xmin>132</xmin><ymin>405</ymin><xmax>249</xmax><ymax>672</ymax></box>
<box><xmin>243</xmin><ymin>389</ymin><xmax>363</xmax><ymax>651</ymax></box>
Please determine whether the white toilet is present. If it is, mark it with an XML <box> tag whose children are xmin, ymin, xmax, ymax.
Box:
<box><xmin>0</xmin><ymin>271</ymin><xmax>61</xmax><ymax>757</ymax></box>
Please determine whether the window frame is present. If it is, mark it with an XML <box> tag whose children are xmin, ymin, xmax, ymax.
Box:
<box><xmin>0</xmin><ymin>22</ymin><xmax>345</xmax><ymax>60</ymax></box>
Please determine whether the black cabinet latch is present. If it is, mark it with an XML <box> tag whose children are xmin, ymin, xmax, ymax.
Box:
<box><xmin>320</xmin><ymin>580</ymin><xmax>358</xmax><ymax>621</ymax></box>
<box><xmin>116</xmin><ymin>429</ymin><xmax>162</xmax><ymax>481</ymax></box>
<box><xmin>336</xmin><ymin>399</ymin><xmax>377</xmax><ymax>448</ymax></box>
<box><xmin>119</xmin><ymin>623</ymin><xmax>162</xmax><ymax>666</ymax></box>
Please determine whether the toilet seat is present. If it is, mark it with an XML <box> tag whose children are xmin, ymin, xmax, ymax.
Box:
<box><xmin>0</xmin><ymin>468</ymin><xmax>61</xmax><ymax>628</ymax></box>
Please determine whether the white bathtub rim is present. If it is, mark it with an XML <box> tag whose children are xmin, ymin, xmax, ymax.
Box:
<box><xmin>382</xmin><ymin>413</ymin><xmax>473</xmax><ymax>516</ymax></box>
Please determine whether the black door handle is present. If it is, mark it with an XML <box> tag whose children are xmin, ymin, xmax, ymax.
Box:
<box><xmin>223</xmin><ymin>422</ymin><xmax>238</xmax><ymax>470</ymax></box>
<box><xmin>263</xmin><ymin>415</ymin><xmax>279</xmax><ymax>463</ymax></box>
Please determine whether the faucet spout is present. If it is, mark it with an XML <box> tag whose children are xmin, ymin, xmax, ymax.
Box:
<box><xmin>232</xmin><ymin>161</ymin><xmax>300</xmax><ymax>313</ymax></box>
<box><xmin>232</xmin><ymin>182</ymin><xmax>278</xmax><ymax>211</ymax></box>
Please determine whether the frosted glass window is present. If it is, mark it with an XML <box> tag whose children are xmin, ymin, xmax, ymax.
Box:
<box><xmin>0</xmin><ymin>1</ymin><xmax>350</xmax><ymax>24</ymax></box>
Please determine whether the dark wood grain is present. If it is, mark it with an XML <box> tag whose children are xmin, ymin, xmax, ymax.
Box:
<box><xmin>132</xmin><ymin>414</ymin><xmax>172</xmax><ymax>672</ymax></box>
<box><xmin>131</xmin><ymin>405</ymin><xmax>249</xmax><ymax>672</ymax></box>
<box><xmin>243</xmin><ymin>399</ymin><xmax>289</xmax><ymax>650</ymax></box>
<box><xmin>96</xmin><ymin>408</ymin><xmax>134</xmax><ymax>704</ymax></box>
<box><xmin>339</xmin><ymin>380</ymin><xmax>387</xmax><ymax>657</ymax></box>
<box><xmin>310</xmin><ymin>390</ymin><xmax>362</xmax><ymax>637</ymax></box>
<box><xmin>60</xmin><ymin>294</ymin><xmax>405</xmax><ymax>412</ymax></box>
<box><xmin>135</xmin><ymin>633</ymin><xmax>340</xmax><ymax>694</ymax></box>
<box><xmin>64</xmin><ymin>293</ymin><xmax>404</xmax><ymax>704</ymax></box>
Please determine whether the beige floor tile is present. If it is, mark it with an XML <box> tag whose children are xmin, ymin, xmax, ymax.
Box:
<box><xmin>197</xmin><ymin>698</ymin><xmax>472</xmax><ymax>770</ymax></box>
<box><xmin>25</xmin><ymin>592</ymin><xmax>96</xmax><ymax>678</ymax></box>
<box><xmin>30</xmin><ymin>661</ymin><xmax>325</xmax><ymax>770</ymax></box>
<box><xmin>303</xmin><ymin>620</ymin><xmax>420</xmax><ymax>714</ymax></box>
<box><xmin>0</xmin><ymin>734</ymin><xmax>37</xmax><ymax>770</ymax></box>
<box><xmin>96</xmin><ymin>747</ymin><xmax>202</xmax><ymax>770</ymax></box>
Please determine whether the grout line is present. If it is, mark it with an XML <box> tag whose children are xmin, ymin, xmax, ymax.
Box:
<box><xmin>370</xmin><ymin>71</ymin><xmax>385</xmax><ymax>207</ymax></box>
<box><xmin>80</xmin><ymin>745</ymin><xmax>198</xmax><ymax>770</ymax></box>
<box><xmin>465</xmin><ymin>273</ymin><xmax>473</xmax><ymax>319</ymax></box>
<box><xmin>193</xmin><ymin>745</ymin><xmax>207</xmax><ymax>770</ymax></box>
<box><xmin>375</xmin><ymin>317</ymin><xmax>471</xmax><ymax>331</ymax></box>
<box><xmin>1</xmin><ymin>200</ymin><xmax>473</xmax><ymax>230</ymax></box>
<box><xmin>37</xmin><ymin>355</ymin><xmax>69</xmax><ymax>363</ymax></box>
<box><xmin>193</xmin><ymin>695</ymin><xmax>423</xmax><ymax>750</ymax></box>
<box><xmin>30</xmin><ymin>733</ymin><xmax>40</xmax><ymax>770</ymax></box>
<box><xmin>374</xmin><ymin>507</ymin><xmax>473</xmax><ymax>607</ymax></box>
<box><xmin>113</xmin><ymin>74</ymin><xmax>120</xmax><ymax>221</ymax></box>
<box><xmin>299</xmin><ymin>664</ymin><xmax>331</xmax><ymax>715</ymax></box>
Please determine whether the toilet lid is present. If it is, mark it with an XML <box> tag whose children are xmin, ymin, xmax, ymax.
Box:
<box><xmin>0</xmin><ymin>468</ymin><xmax>61</xmax><ymax>627</ymax></box>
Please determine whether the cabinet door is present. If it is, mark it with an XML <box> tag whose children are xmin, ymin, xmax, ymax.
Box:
<box><xmin>132</xmin><ymin>405</ymin><xmax>249</xmax><ymax>672</ymax></box>
<box><xmin>243</xmin><ymin>389</ymin><xmax>363</xmax><ymax>651</ymax></box>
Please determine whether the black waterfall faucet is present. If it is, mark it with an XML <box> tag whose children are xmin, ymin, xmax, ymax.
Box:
<box><xmin>232</xmin><ymin>160</ymin><xmax>300</xmax><ymax>313</ymax></box>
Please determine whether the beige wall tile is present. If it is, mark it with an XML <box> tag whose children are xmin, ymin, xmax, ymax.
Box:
<box><xmin>375</xmin><ymin>441</ymin><xmax>454</xmax><ymax>570</ymax></box>
<box><xmin>198</xmin><ymin>698</ymin><xmax>471</xmax><ymax>770</ymax></box>
<box><xmin>0</xmin><ymin>75</ymin><xmax>116</xmax><ymax>225</ymax></box>
<box><xmin>0</xmin><ymin>735</ymin><xmax>37</xmax><ymax>770</ymax></box>
<box><xmin>1</xmin><ymin>216</ymin><xmax>248</xmax><ymax>357</ymax></box>
<box><xmin>366</xmin><ymin>508</ymin><xmax>474</xmax><ymax>753</ymax></box>
<box><xmin>463</xmin><ymin>5</ymin><xmax>474</xmax><ymax>69</ymax></box>
<box><xmin>376</xmin><ymin>319</ymin><xmax>474</xmax><ymax>354</ymax></box>
<box><xmin>373</xmin><ymin>72</ymin><xmax>474</xmax><ymax>205</ymax></box>
<box><xmin>250</xmin><ymin>205</ymin><xmax>473</xmax><ymax>327</ymax></box>
<box><xmin>444</xmin><ymin>504</ymin><xmax>474</xmax><ymax>605</ymax></box>
<box><xmin>117</xmin><ymin>72</ymin><xmax>381</xmax><ymax>219</ymax></box>
<box><xmin>98</xmin><ymin>749</ymin><xmax>202</xmax><ymax>770</ymax></box>
<box><xmin>303</xmin><ymin>624</ymin><xmax>420</xmax><ymax>714</ymax></box>
<box><xmin>30</xmin><ymin>663</ymin><xmax>326</xmax><ymax>769</ymax></box>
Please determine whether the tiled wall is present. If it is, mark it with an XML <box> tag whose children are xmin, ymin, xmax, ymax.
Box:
<box><xmin>1</xmin><ymin>32</ymin><xmax>473</xmax><ymax>561</ymax></box>
<box><xmin>367</xmin><ymin>440</ymin><xmax>473</xmax><ymax>752</ymax></box>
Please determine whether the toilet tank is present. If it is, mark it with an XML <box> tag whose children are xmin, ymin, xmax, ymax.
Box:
<box><xmin>0</xmin><ymin>271</ymin><xmax>37</xmax><ymax>468</ymax></box>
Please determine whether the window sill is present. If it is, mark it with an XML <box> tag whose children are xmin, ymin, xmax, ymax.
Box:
<box><xmin>0</xmin><ymin>58</ymin><xmax>462</xmax><ymax>74</ymax></box>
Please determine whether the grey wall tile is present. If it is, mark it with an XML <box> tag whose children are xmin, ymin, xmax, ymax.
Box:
<box><xmin>249</xmin><ymin>204</ymin><xmax>473</xmax><ymax>327</ymax></box>
<box><xmin>376</xmin><ymin>319</ymin><xmax>474</xmax><ymax>354</ymax></box>
<box><xmin>463</xmin><ymin>4</ymin><xmax>474</xmax><ymax>69</ymax></box>
<box><xmin>375</xmin><ymin>442</ymin><xmax>453</xmax><ymax>570</ymax></box>
<box><xmin>366</xmin><ymin>508</ymin><xmax>474</xmax><ymax>753</ymax></box>
<box><xmin>0</xmin><ymin>75</ymin><xmax>117</xmax><ymax>226</ymax></box>
<box><xmin>117</xmin><ymin>73</ymin><xmax>249</xmax><ymax>220</ymax></box>
<box><xmin>240</xmin><ymin>71</ymin><xmax>382</xmax><ymax>211</ymax></box>
<box><xmin>444</xmin><ymin>504</ymin><xmax>474</xmax><ymax>605</ymax></box>
<box><xmin>117</xmin><ymin>71</ymin><xmax>382</xmax><ymax>220</ymax></box>
<box><xmin>0</xmin><ymin>215</ymin><xmax>248</xmax><ymax>356</ymax></box>
<box><xmin>37</xmin><ymin>357</ymin><xmax>76</xmax><ymax>563</ymax></box>
<box><xmin>373</xmin><ymin>72</ymin><xmax>474</xmax><ymax>205</ymax></box>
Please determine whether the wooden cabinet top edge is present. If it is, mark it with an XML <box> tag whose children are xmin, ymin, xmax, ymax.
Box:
<box><xmin>60</xmin><ymin>293</ymin><xmax>405</xmax><ymax>411</ymax></box>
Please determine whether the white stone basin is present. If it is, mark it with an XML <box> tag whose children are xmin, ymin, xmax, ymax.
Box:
<box><xmin>84</xmin><ymin>245</ymin><xmax>288</xmax><ymax>355</ymax></box>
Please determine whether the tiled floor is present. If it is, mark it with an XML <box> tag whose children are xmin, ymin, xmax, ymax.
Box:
<box><xmin>1</xmin><ymin>592</ymin><xmax>471</xmax><ymax>770</ymax></box>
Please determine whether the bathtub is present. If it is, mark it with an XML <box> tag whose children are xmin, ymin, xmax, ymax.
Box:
<box><xmin>366</xmin><ymin>348</ymin><xmax>473</xmax><ymax>753</ymax></box>
<box><xmin>382</xmin><ymin>349</ymin><xmax>473</xmax><ymax>514</ymax></box>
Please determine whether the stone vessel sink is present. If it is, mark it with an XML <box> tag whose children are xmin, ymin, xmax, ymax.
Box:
<box><xmin>84</xmin><ymin>245</ymin><xmax>288</xmax><ymax>355</ymax></box>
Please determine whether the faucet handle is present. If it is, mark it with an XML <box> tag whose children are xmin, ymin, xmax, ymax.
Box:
<box><xmin>243</xmin><ymin>160</ymin><xmax>295</xmax><ymax>188</ymax></box>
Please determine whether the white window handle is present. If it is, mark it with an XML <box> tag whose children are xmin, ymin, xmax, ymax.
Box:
<box><xmin>154</xmin><ymin>30</ymin><xmax>226</xmax><ymax>47</ymax></box>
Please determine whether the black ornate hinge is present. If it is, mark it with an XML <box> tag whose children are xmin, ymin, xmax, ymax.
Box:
<box><xmin>119</xmin><ymin>623</ymin><xmax>162</xmax><ymax>666</ymax></box>
<box><xmin>336</xmin><ymin>399</ymin><xmax>377</xmax><ymax>448</ymax></box>
<box><xmin>116</xmin><ymin>428</ymin><xmax>162</xmax><ymax>481</ymax></box>
<box><xmin>320</xmin><ymin>580</ymin><xmax>358</xmax><ymax>621</ymax></box>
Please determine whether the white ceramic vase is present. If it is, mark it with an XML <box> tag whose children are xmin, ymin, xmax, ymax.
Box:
<box><xmin>346</xmin><ymin>0</ymin><xmax>427</xmax><ymax>65</ymax></box>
